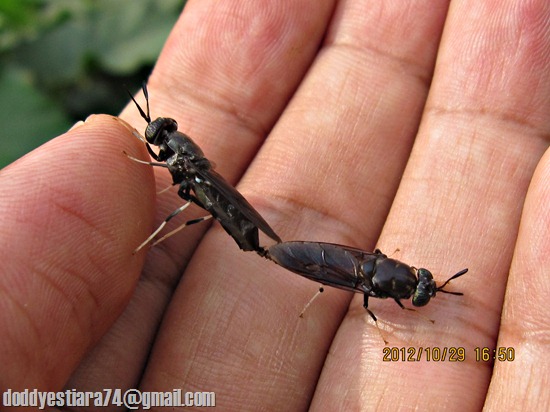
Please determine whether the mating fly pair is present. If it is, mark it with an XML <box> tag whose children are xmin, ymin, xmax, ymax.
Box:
<box><xmin>127</xmin><ymin>83</ymin><xmax>467</xmax><ymax>340</ymax></box>
<box><xmin>127</xmin><ymin>84</ymin><xmax>281</xmax><ymax>254</ymax></box>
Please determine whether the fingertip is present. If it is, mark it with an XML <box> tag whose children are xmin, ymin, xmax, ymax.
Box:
<box><xmin>517</xmin><ymin>147</ymin><xmax>550</xmax><ymax>268</ymax></box>
<box><xmin>500</xmin><ymin>146</ymin><xmax>550</xmax><ymax>329</ymax></box>
<box><xmin>486</xmin><ymin>143</ymin><xmax>550</xmax><ymax>412</ymax></box>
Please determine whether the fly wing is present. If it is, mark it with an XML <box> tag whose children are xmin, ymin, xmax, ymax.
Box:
<box><xmin>267</xmin><ymin>241</ymin><xmax>378</xmax><ymax>293</ymax></box>
<box><xmin>195</xmin><ymin>168</ymin><xmax>282</xmax><ymax>243</ymax></box>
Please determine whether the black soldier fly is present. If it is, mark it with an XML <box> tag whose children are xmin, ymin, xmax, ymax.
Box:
<box><xmin>265</xmin><ymin>241</ymin><xmax>467</xmax><ymax>341</ymax></box>
<box><xmin>127</xmin><ymin>83</ymin><xmax>281</xmax><ymax>254</ymax></box>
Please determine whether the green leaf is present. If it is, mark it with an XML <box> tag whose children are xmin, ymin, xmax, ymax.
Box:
<box><xmin>94</xmin><ymin>0</ymin><xmax>184</xmax><ymax>74</ymax></box>
<box><xmin>0</xmin><ymin>67</ymin><xmax>72</xmax><ymax>167</ymax></box>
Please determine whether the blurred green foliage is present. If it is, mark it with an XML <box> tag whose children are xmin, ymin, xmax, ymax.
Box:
<box><xmin>0</xmin><ymin>0</ymin><xmax>185</xmax><ymax>167</ymax></box>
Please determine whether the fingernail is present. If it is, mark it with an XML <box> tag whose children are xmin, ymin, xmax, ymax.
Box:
<box><xmin>68</xmin><ymin>120</ymin><xmax>85</xmax><ymax>131</ymax></box>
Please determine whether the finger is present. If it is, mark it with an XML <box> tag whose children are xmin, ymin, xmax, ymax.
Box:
<box><xmin>484</xmin><ymin>147</ymin><xmax>550</xmax><ymax>410</ymax></box>
<box><xmin>313</xmin><ymin>1</ymin><xmax>550</xmax><ymax>410</ymax></box>
<box><xmin>119</xmin><ymin>0</ymin><xmax>333</xmax><ymax>301</ymax></box>
<box><xmin>140</xmin><ymin>0</ymin><xmax>452</xmax><ymax>409</ymax></box>
<box><xmin>68</xmin><ymin>0</ymin><xmax>336</xmax><ymax>396</ymax></box>
<box><xmin>0</xmin><ymin>115</ymin><xmax>154</xmax><ymax>389</ymax></box>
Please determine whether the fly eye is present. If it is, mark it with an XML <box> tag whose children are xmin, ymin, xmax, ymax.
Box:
<box><xmin>144</xmin><ymin>121</ymin><xmax>163</xmax><ymax>145</ymax></box>
<box><xmin>412</xmin><ymin>268</ymin><xmax>435</xmax><ymax>307</ymax></box>
<box><xmin>166</xmin><ymin>119</ymin><xmax>178</xmax><ymax>132</ymax></box>
<box><xmin>412</xmin><ymin>289</ymin><xmax>431</xmax><ymax>306</ymax></box>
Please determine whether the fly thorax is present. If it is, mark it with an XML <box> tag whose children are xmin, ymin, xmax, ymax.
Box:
<box><xmin>169</xmin><ymin>133</ymin><xmax>206</xmax><ymax>159</ymax></box>
<box><xmin>372</xmin><ymin>258</ymin><xmax>417</xmax><ymax>300</ymax></box>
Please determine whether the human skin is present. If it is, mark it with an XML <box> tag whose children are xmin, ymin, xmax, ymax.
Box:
<box><xmin>1</xmin><ymin>0</ymin><xmax>549</xmax><ymax>410</ymax></box>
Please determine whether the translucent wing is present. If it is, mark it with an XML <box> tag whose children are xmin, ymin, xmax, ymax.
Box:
<box><xmin>194</xmin><ymin>168</ymin><xmax>282</xmax><ymax>243</ymax></box>
<box><xmin>267</xmin><ymin>241</ymin><xmax>380</xmax><ymax>293</ymax></box>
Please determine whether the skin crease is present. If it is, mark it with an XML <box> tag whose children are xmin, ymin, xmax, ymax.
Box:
<box><xmin>0</xmin><ymin>0</ymin><xmax>549</xmax><ymax>410</ymax></box>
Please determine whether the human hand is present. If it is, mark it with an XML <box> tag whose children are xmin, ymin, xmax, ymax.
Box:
<box><xmin>1</xmin><ymin>1</ymin><xmax>549</xmax><ymax>410</ymax></box>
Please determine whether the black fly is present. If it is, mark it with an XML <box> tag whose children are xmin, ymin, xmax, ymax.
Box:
<box><xmin>265</xmin><ymin>241</ymin><xmax>467</xmax><ymax>340</ymax></box>
<box><xmin>127</xmin><ymin>83</ymin><xmax>281</xmax><ymax>254</ymax></box>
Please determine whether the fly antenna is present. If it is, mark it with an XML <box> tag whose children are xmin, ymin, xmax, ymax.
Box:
<box><xmin>141</xmin><ymin>81</ymin><xmax>151</xmax><ymax>122</ymax></box>
<box><xmin>126</xmin><ymin>82</ymin><xmax>151</xmax><ymax>124</ymax></box>
<box><xmin>437</xmin><ymin>268</ymin><xmax>468</xmax><ymax>295</ymax></box>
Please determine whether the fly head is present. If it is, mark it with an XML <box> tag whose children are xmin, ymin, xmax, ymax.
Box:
<box><xmin>412</xmin><ymin>267</ymin><xmax>468</xmax><ymax>307</ymax></box>
<box><xmin>144</xmin><ymin>117</ymin><xmax>178</xmax><ymax>147</ymax></box>
<box><xmin>412</xmin><ymin>268</ymin><xmax>436</xmax><ymax>307</ymax></box>
<box><xmin>128</xmin><ymin>84</ymin><xmax>179</xmax><ymax>145</ymax></box>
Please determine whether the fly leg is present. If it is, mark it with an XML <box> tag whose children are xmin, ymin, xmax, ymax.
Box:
<box><xmin>299</xmin><ymin>287</ymin><xmax>325</xmax><ymax>318</ymax></box>
<box><xmin>149</xmin><ymin>214</ymin><xmax>212</xmax><ymax>249</ymax></box>
<box><xmin>123</xmin><ymin>151</ymin><xmax>167</xmax><ymax>168</ymax></box>
<box><xmin>132</xmin><ymin>182</ymin><xmax>214</xmax><ymax>254</ymax></box>
<box><xmin>133</xmin><ymin>201</ymin><xmax>214</xmax><ymax>254</ymax></box>
<box><xmin>133</xmin><ymin>201</ymin><xmax>192</xmax><ymax>254</ymax></box>
<box><xmin>363</xmin><ymin>295</ymin><xmax>388</xmax><ymax>345</ymax></box>
<box><xmin>125</xmin><ymin>151</ymin><xmax>175</xmax><ymax>194</ymax></box>
<box><xmin>393</xmin><ymin>299</ymin><xmax>435</xmax><ymax>324</ymax></box>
